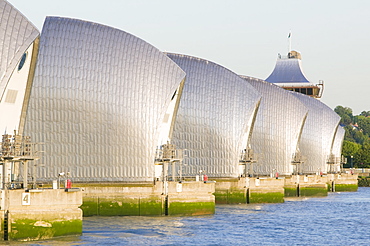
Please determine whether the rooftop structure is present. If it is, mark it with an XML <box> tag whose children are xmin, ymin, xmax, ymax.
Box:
<box><xmin>266</xmin><ymin>50</ymin><xmax>324</xmax><ymax>98</ymax></box>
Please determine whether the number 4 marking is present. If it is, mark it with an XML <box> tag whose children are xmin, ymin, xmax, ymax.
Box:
<box><xmin>22</xmin><ymin>193</ymin><xmax>30</xmax><ymax>205</ymax></box>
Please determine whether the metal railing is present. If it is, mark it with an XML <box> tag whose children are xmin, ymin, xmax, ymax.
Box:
<box><xmin>291</xmin><ymin>151</ymin><xmax>307</xmax><ymax>175</ymax></box>
<box><xmin>0</xmin><ymin>131</ymin><xmax>42</xmax><ymax>190</ymax></box>
<box><xmin>155</xmin><ymin>142</ymin><xmax>184</xmax><ymax>162</ymax></box>
<box><xmin>1</xmin><ymin>133</ymin><xmax>41</xmax><ymax>160</ymax></box>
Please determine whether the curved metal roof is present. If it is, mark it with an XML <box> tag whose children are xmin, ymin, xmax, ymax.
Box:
<box><xmin>0</xmin><ymin>0</ymin><xmax>39</xmax><ymax>100</ymax></box>
<box><xmin>242</xmin><ymin>76</ymin><xmax>308</xmax><ymax>176</ymax></box>
<box><xmin>290</xmin><ymin>92</ymin><xmax>340</xmax><ymax>174</ymax></box>
<box><xmin>24</xmin><ymin>17</ymin><xmax>185</xmax><ymax>182</ymax></box>
<box><xmin>265</xmin><ymin>58</ymin><xmax>310</xmax><ymax>84</ymax></box>
<box><xmin>167</xmin><ymin>53</ymin><xmax>261</xmax><ymax>178</ymax></box>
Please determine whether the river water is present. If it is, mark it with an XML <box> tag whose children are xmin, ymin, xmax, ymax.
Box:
<box><xmin>22</xmin><ymin>187</ymin><xmax>370</xmax><ymax>245</ymax></box>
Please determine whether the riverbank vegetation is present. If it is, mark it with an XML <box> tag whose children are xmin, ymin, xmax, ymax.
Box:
<box><xmin>335</xmin><ymin>106</ymin><xmax>370</xmax><ymax>168</ymax></box>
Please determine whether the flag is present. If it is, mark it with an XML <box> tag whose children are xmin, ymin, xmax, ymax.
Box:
<box><xmin>288</xmin><ymin>32</ymin><xmax>291</xmax><ymax>38</ymax></box>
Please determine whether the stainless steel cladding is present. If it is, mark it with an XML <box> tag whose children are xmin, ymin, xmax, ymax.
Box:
<box><xmin>332</xmin><ymin>126</ymin><xmax>345</xmax><ymax>158</ymax></box>
<box><xmin>291</xmin><ymin>92</ymin><xmax>340</xmax><ymax>174</ymax></box>
<box><xmin>330</xmin><ymin>126</ymin><xmax>345</xmax><ymax>172</ymax></box>
<box><xmin>167</xmin><ymin>53</ymin><xmax>261</xmax><ymax>178</ymax></box>
<box><xmin>24</xmin><ymin>17</ymin><xmax>186</xmax><ymax>182</ymax></box>
<box><xmin>0</xmin><ymin>0</ymin><xmax>39</xmax><ymax>101</ymax></box>
<box><xmin>243</xmin><ymin>77</ymin><xmax>308</xmax><ymax>176</ymax></box>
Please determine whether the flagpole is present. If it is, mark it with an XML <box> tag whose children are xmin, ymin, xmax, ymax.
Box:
<box><xmin>288</xmin><ymin>31</ymin><xmax>292</xmax><ymax>53</ymax></box>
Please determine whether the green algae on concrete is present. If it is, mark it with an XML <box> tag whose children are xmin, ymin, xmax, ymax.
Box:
<box><xmin>98</xmin><ymin>198</ymin><xmax>140</xmax><ymax>216</ymax></box>
<box><xmin>214</xmin><ymin>191</ymin><xmax>229</xmax><ymax>204</ymax></box>
<box><xmin>284</xmin><ymin>187</ymin><xmax>298</xmax><ymax>197</ymax></box>
<box><xmin>168</xmin><ymin>202</ymin><xmax>215</xmax><ymax>216</ymax></box>
<box><xmin>9</xmin><ymin>219</ymin><xmax>82</xmax><ymax>241</ymax></box>
<box><xmin>81</xmin><ymin>192</ymin><xmax>214</xmax><ymax>216</ymax></box>
<box><xmin>327</xmin><ymin>182</ymin><xmax>333</xmax><ymax>192</ymax></box>
<box><xmin>299</xmin><ymin>187</ymin><xmax>328</xmax><ymax>197</ymax></box>
<box><xmin>334</xmin><ymin>184</ymin><xmax>358</xmax><ymax>192</ymax></box>
<box><xmin>227</xmin><ymin>189</ymin><xmax>247</xmax><ymax>204</ymax></box>
<box><xmin>248</xmin><ymin>192</ymin><xmax>284</xmax><ymax>203</ymax></box>
<box><xmin>214</xmin><ymin>189</ymin><xmax>246</xmax><ymax>204</ymax></box>
<box><xmin>0</xmin><ymin>217</ymin><xmax>3</xmax><ymax>240</ymax></box>
<box><xmin>81</xmin><ymin>197</ymin><xmax>163</xmax><ymax>216</ymax></box>
<box><xmin>81</xmin><ymin>197</ymin><xmax>99</xmax><ymax>216</ymax></box>
<box><xmin>139</xmin><ymin>199</ymin><xmax>163</xmax><ymax>216</ymax></box>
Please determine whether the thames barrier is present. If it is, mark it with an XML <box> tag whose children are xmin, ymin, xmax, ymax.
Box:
<box><xmin>0</xmin><ymin>0</ymin><xmax>358</xmax><ymax>241</ymax></box>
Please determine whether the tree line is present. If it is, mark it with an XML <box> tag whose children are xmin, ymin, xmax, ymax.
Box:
<box><xmin>335</xmin><ymin>106</ymin><xmax>370</xmax><ymax>168</ymax></box>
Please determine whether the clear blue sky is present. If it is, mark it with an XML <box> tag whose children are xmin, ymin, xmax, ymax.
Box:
<box><xmin>9</xmin><ymin>0</ymin><xmax>370</xmax><ymax>114</ymax></box>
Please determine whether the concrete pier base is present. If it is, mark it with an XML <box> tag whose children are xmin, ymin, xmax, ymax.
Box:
<box><xmin>285</xmin><ymin>175</ymin><xmax>328</xmax><ymax>197</ymax></box>
<box><xmin>80</xmin><ymin>184</ymin><xmax>163</xmax><ymax>216</ymax></box>
<box><xmin>326</xmin><ymin>173</ymin><xmax>358</xmax><ymax>192</ymax></box>
<box><xmin>299</xmin><ymin>183</ymin><xmax>328</xmax><ymax>197</ymax></box>
<box><xmin>79</xmin><ymin>181</ymin><xmax>215</xmax><ymax>216</ymax></box>
<box><xmin>285</xmin><ymin>174</ymin><xmax>359</xmax><ymax>197</ymax></box>
<box><xmin>214</xmin><ymin>177</ymin><xmax>285</xmax><ymax>204</ymax></box>
<box><xmin>284</xmin><ymin>175</ymin><xmax>328</xmax><ymax>197</ymax></box>
<box><xmin>248</xmin><ymin>178</ymin><xmax>285</xmax><ymax>203</ymax></box>
<box><xmin>0</xmin><ymin>189</ymin><xmax>82</xmax><ymax>241</ymax></box>
<box><xmin>166</xmin><ymin>181</ymin><xmax>215</xmax><ymax>215</ymax></box>
<box><xmin>214</xmin><ymin>178</ymin><xmax>247</xmax><ymax>204</ymax></box>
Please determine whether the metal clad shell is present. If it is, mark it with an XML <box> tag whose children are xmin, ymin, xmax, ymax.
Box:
<box><xmin>291</xmin><ymin>92</ymin><xmax>340</xmax><ymax>173</ymax></box>
<box><xmin>332</xmin><ymin>126</ymin><xmax>345</xmax><ymax>159</ymax></box>
<box><xmin>168</xmin><ymin>53</ymin><xmax>261</xmax><ymax>178</ymax></box>
<box><xmin>0</xmin><ymin>0</ymin><xmax>39</xmax><ymax>100</ymax></box>
<box><xmin>24</xmin><ymin>17</ymin><xmax>185</xmax><ymax>182</ymax></box>
<box><xmin>244</xmin><ymin>77</ymin><xmax>308</xmax><ymax>175</ymax></box>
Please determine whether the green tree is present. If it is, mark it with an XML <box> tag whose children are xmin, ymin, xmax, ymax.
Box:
<box><xmin>341</xmin><ymin>114</ymin><xmax>352</xmax><ymax>125</ymax></box>
<box><xmin>334</xmin><ymin>106</ymin><xmax>353</xmax><ymax>125</ymax></box>
<box><xmin>360</xmin><ymin>111</ymin><xmax>370</xmax><ymax>117</ymax></box>
<box><xmin>354</xmin><ymin>115</ymin><xmax>370</xmax><ymax>137</ymax></box>
<box><xmin>336</xmin><ymin>105</ymin><xmax>370</xmax><ymax>168</ymax></box>
<box><xmin>354</xmin><ymin>143</ymin><xmax>370</xmax><ymax>168</ymax></box>
<box><xmin>343</xmin><ymin>125</ymin><xmax>356</xmax><ymax>142</ymax></box>
<box><xmin>352</xmin><ymin>130</ymin><xmax>368</xmax><ymax>145</ymax></box>
<box><xmin>342</xmin><ymin>140</ymin><xmax>361</xmax><ymax>157</ymax></box>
